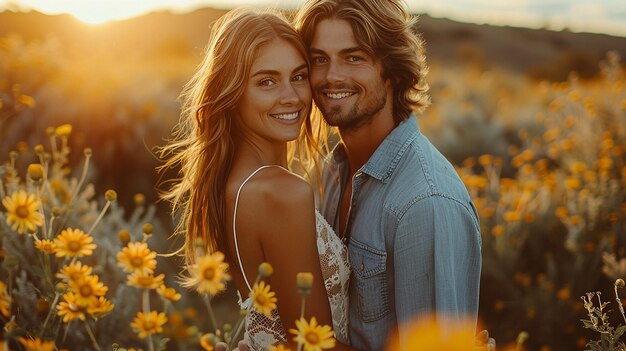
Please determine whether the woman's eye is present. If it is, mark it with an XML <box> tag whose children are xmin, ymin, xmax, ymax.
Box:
<box><xmin>292</xmin><ymin>73</ymin><xmax>308</xmax><ymax>82</ymax></box>
<box><xmin>259</xmin><ymin>79</ymin><xmax>275</xmax><ymax>87</ymax></box>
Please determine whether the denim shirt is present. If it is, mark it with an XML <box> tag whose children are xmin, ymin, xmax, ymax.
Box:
<box><xmin>319</xmin><ymin>116</ymin><xmax>482</xmax><ymax>350</ymax></box>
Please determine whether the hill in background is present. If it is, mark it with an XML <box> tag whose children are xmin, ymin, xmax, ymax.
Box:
<box><xmin>2</xmin><ymin>7</ymin><xmax>626</xmax><ymax>81</ymax></box>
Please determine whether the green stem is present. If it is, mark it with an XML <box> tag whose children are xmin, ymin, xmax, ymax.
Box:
<box><xmin>36</xmin><ymin>185</ymin><xmax>48</xmax><ymax>240</ymax></box>
<box><xmin>65</xmin><ymin>153</ymin><xmax>91</xmax><ymax>211</ymax></box>
<box><xmin>615</xmin><ymin>285</ymin><xmax>626</xmax><ymax>324</ymax></box>
<box><xmin>297</xmin><ymin>294</ymin><xmax>306</xmax><ymax>351</ymax></box>
<box><xmin>229</xmin><ymin>313</ymin><xmax>247</xmax><ymax>349</ymax></box>
<box><xmin>41</xmin><ymin>292</ymin><xmax>60</xmax><ymax>335</ymax></box>
<box><xmin>83</xmin><ymin>319</ymin><xmax>101</xmax><ymax>351</ymax></box>
<box><xmin>86</xmin><ymin>200</ymin><xmax>111</xmax><ymax>236</ymax></box>
<box><xmin>142</xmin><ymin>289</ymin><xmax>155</xmax><ymax>351</ymax></box>
<box><xmin>203</xmin><ymin>294</ymin><xmax>219</xmax><ymax>332</ymax></box>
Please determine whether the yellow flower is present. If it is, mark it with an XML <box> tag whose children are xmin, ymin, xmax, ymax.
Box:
<box><xmin>250</xmin><ymin>281</ymin><xmax>277</xmax><ymax>317</ymax></box>
<box><xmin>34</xmin><ymin>239</ymin><xmax>57</xmax><ymax>254</ymax></box>
<box><xmin>557</xmin><ymin>287</ymin><xmax>571</xmax><ymax>301</ymax></box>
<box><xmin>53</xmin><ymin>228</ymin><xmax>96</xmax><ymax>258</ymax></box>
<box><xmin>0</xmin><ymin>281</ymin><xmax>11</xmax><ymax>317</ymax></box>
<box><xmin>87</xmin><ymin>296</ymin><xmax>114</xmax><ymax>318</ymax></box>
<box><xmin>564</xmin><ymin>177</ymin><xmax>581</xmax><ymax>190</ymax></box>
<box><xmin>385</xmin><ymin>316</ymin><xmax>476</xmax><ymax>351</ymax></box>
<box><xmin>117</xmin><ymin>242</ymin><xmax>157</xmax><ymax>274</ymax></box>
<box><xmin>555</xmin><ymin>207</ymin><xmax>569</xmax><ymax>219</ymax></box>
<box><xmin>478</xmin><ymin>154</ymin><xmax>493</xmax><ymax>166</ymax></box>
<box><xmin>2</xmin><ymin>190</ymin><xmax>44</xmax><ymax>234</ymax></box>
<box><xmin>269</xmin><ymin>344</ymin><xmax>292</xmax><ymax>351</ymax></box>
<box><xmin>200</xmin><ymin>333</ymin><xmax>217</xmax><ymax>351</ymax></box>
<box><xmin>183</xmin><ymin>251</ymin><xmax>230</xmax><ymax>296</ymax></box>
<box><xmin>56</xmin><ymin>261</ymin><xmax>93</xmax><ymax>282</ymax></box>
<box><xmin>569</xmin><ymin>162</ymin><xmax>587</xmax><ymax>174</ymax></box>
<box><xmin>69</xmin><ymin>275</ymin><xmax>108</xmax><ymax>307</ymax></box>
<box><xmin>491</xmin><ymin>225</ymin><xmax>505</xmax><ymax>237</ymax></box>
<box><xmin>55</xmin><ymin>124</ymin><xmax>72</xmax><ymax>137</ymax></box>
<box><xmin>503</xmin><ymin>211</ymin><xmax>522</xmax><ymax>222</ymax></box>
<box><xmin>18</xmin><ymin>337</ymin><xmax>55</xmax><ymax>351</ymax></box>
<box><xmin>157</xmin><ymin>285</ymin><xmax>182</xmax><ymax>302</ymax></box>
<box><xmin>131</xmin><ymin>311</ymin><xmax>168</xmax><ymax>338</ymax></box>
<box><xmin>290</xmin><ymin>317</ymin><xmax>335</xmax><ymax>351</ymax></box>
<box><xmin>56</xmin><ymin>292</ymin><xmax>86</xmax><ymax>323</ymax></box>
<box><xmin>128</xmin><ymin>272</ymin><xmax>165</xmax><ymax>290</ymax></box>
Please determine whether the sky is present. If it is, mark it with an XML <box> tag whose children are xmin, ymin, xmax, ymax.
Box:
<box><xmin>1</xmin><ymin>0</ymin><xmax>626</xmax><ymax>37</ymax></box>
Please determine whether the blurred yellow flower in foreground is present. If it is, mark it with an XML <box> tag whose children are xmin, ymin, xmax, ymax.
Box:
<box><xmin>269</xmin><ymin>344</ymin><xmax>292</xmax><ymax>351</ymax></box>
<box><xmin>56</xmin><ymin>292</ymin><xmax>86</xmax><ymax>323</ymax></box>
<box><xmin>56</xmin><ymin>261</ymin><xmax>93</xmax><ymax>283</ymax></box>
<box><xmin>131</xmin><ymin>310</ymin><xmax>168</xmax><ymax>338</ymax></box>
<box><xmin>117</xmin><ymin>242</ymin><xmax>157</xmax><ymax>274</ymax></box>
<box><xmin>0</xmin><ymin>281</ymin><xmax>11</xmax><ymax>317</ymax></box>
<box><xmin>18</xmin><ymin>337</ymin><xmax>54</xmax><ymax>351</ymax></box>
<box><xmin>53</xmin><ymin>228</ymin><xmax>96</xmax><ymax>258</ymax></box>
<box><xmin>2</xmin><ymin>190</ymin><xmax>44</xmax><ymax>234</ymax></box>
<box><xmin>250</xmin><ymin>281</ymin><xmax>277</xmax><ymax>317</ymax></box>
<box><xmin>290</xmin><ymin>317</ymin><xmax>336</xmax><ymax>351</ymax></box>
<box><xmin>386</xmin><ymin>316</ymin><xmax>476</xmax><ymax>351</ymax></box>
<box><xmin>183</xmin><ymin>251</ymin><xmax>230</xmax><ymax>296</ymax></box>
<box><xmin>128</xmin><ymin>272</ymin><xmax>165</xmax><ymax>290</ymax></box>
<box><xmin>199</xmin><ymin>333</ymin><xmax>216</xmax><ymax>351</ymax></box>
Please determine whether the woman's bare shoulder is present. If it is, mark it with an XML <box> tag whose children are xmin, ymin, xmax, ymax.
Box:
<box><xmin>243</xmin><ymin>166</ymin><xmax>314</xmax><ymax>208</ymax></box>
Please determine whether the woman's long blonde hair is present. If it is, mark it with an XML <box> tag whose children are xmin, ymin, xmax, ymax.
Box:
<box><xmin>158</xmin><ymin>8</ymin><xmax>326</xmax><ymax>264</ymax></box>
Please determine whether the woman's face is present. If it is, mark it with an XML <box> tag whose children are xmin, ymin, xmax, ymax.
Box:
<box><xmin>236</xmin><ymin>39</ymin><xmax>311</xmax><ymax>144</ymax></box>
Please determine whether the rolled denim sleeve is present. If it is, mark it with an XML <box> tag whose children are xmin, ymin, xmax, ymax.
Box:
<box><xmin>393</xmin><ymin>194</ymin><xmax>481</xmax><ymax>334</ymax></box>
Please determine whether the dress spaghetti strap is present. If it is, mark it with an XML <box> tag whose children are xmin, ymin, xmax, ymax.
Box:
<box><xmin>233</xmin><ymin>165</ymin><xmax>283</xmax><ymax>292</ymax></box>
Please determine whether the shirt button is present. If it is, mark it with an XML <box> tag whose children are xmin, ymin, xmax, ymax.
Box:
<box><xmin>360</xmin><ymin>263</ymin><xmax>365</xmax><ymax>271</ymax></box>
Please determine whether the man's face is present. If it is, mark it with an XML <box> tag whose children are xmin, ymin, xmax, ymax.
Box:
<box><xmin>309</xmin><ymin>19</ymin><xmax>391</xmax><ymax>131</ymax></box>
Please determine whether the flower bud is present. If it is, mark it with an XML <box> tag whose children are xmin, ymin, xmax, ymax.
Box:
<box><xmin>258</xmin><ymin>262</ymin><xmax>273</xmax><ymax>278</ymax></box>
<box><xmin>9</xmin><ymin>150</ymin><xmax>18</xmax><ymax>161</ymax></box>
<box><xmin>118</xmin><ymin>230</ymin><xmax>131</xmax><ymax>246</ymax></box>
<box><xmin>34</xmin><ymin>144</ymin><xmax>45</xmax><ymax>155</ymax></box>
<box><xmin>43</xmin><ymin>153</ymin><xmax>51</xmax><ymax>162</ymax></box>
<box><xmin>134</xmin><ymin>193</ymin><xmax>145</xmax><ymax>207</ymax></box>
<box><xmin>27</xmin><ymin>163</ymin><xmax>44</xmax><ymax>182</ymax></box>
<box><xmin>296</xmin><ymin>272</ymin><xmax>314</xmax><ymax>295</ymax></box>
<box><xmin>46</xmin><ymin>126</ymin><xmax>55</xmax><ymax>137</ymax></box>
<box><xmin>105</xmin><ymin>189</ymin><xmax>117</xmax><ymax>202</ymax></box>
<box><xmin>55</xmin><ymin>124</ymin><xmax>72</xmax><ymax>137</ymax></box>
<box><xmin>55</xmin><ymin>282</ymin><xmax>67</xmax><ymax>293</ymax></box>
<box><xmin>52</xmin><ymin>207</ymin><xmax>63</xmax><ymax>217</ymax></box>
<box><xmin>616</xmin><ymin>279</ymin><xmax>625</xmax><ymax>288</ymax></box>
<box><xmin>84</xmin><ymin>147</ymin><xmax>92</xmax><ymax>157</ymax></box>
<box><xmin>142</xmin><ymin>223</ymin><xmax>153</xmax><ymax>235</ymax></box>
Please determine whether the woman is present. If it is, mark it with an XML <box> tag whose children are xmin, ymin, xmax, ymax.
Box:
<box><xmin>159</xmin><ymin>9</ymin><xmax>351</xmax><ymax>350</ymax></box>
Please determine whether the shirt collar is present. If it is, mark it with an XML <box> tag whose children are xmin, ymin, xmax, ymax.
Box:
<box><xmin>330</xmin><ymin>116</ymin><xmax>420</xmax><ymax>183</ymax></box>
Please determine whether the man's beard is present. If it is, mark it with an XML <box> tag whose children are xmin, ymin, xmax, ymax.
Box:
<box><xmin>315</xmin><ymin>84</ymin><xmax>387</xmax><ymax>132</ymax></box>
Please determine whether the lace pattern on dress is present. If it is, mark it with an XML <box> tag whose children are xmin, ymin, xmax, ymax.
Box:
<box><xmin>240</xmin><ymin>211</ymin><xmax>350</xmax><ymax>349</ymax></box>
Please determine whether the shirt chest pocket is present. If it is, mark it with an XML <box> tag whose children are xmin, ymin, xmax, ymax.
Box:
<box><xmin>349</xmin><ymin>239</ymin><xmax>390</xmax><ymax>322</ymax></box>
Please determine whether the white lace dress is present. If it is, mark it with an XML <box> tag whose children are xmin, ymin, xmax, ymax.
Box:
<box><xmin>233</xmin><ymin>166</ymin><xmax>350</xmax><ymax>350</ymax></box>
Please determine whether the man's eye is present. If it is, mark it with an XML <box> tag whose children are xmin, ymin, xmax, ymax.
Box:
<box><xmin>347</xmin><ymin>56</ymin><xmax>362</xmax><ymax>62</ymax></box>
<box><xmin>312</xmin><ymin>56</ymin><xmax>327</xmax><ymax>65</ymax></box>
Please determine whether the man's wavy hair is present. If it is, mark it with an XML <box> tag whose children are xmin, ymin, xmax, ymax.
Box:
<box><xmin>294</xmin><ymin>0</ymin><xmax>430</xmax><ymax>124</ymax></box>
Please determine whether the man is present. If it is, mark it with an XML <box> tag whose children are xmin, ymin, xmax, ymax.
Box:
<box><xmin>294</xmin><ymin>0</ymin><xmax>482</xmax><ymax>349</ymax></box>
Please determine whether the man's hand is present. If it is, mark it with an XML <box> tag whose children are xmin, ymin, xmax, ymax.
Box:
<box><xmin>475</xmin><ymin>329</ymin><xmax>496</xmax><ymax>351</ymax></box>
<box><xmin>214</xmin><ymin>341</ymin><xmax>250</xmax><ymax>351</ymax></box>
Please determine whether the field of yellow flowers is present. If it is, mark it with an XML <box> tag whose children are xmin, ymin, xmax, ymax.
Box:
<box><xmin>1</xmin><ymin>29</ymin><xmax>625</xmax><ymax>351</ymax></box>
